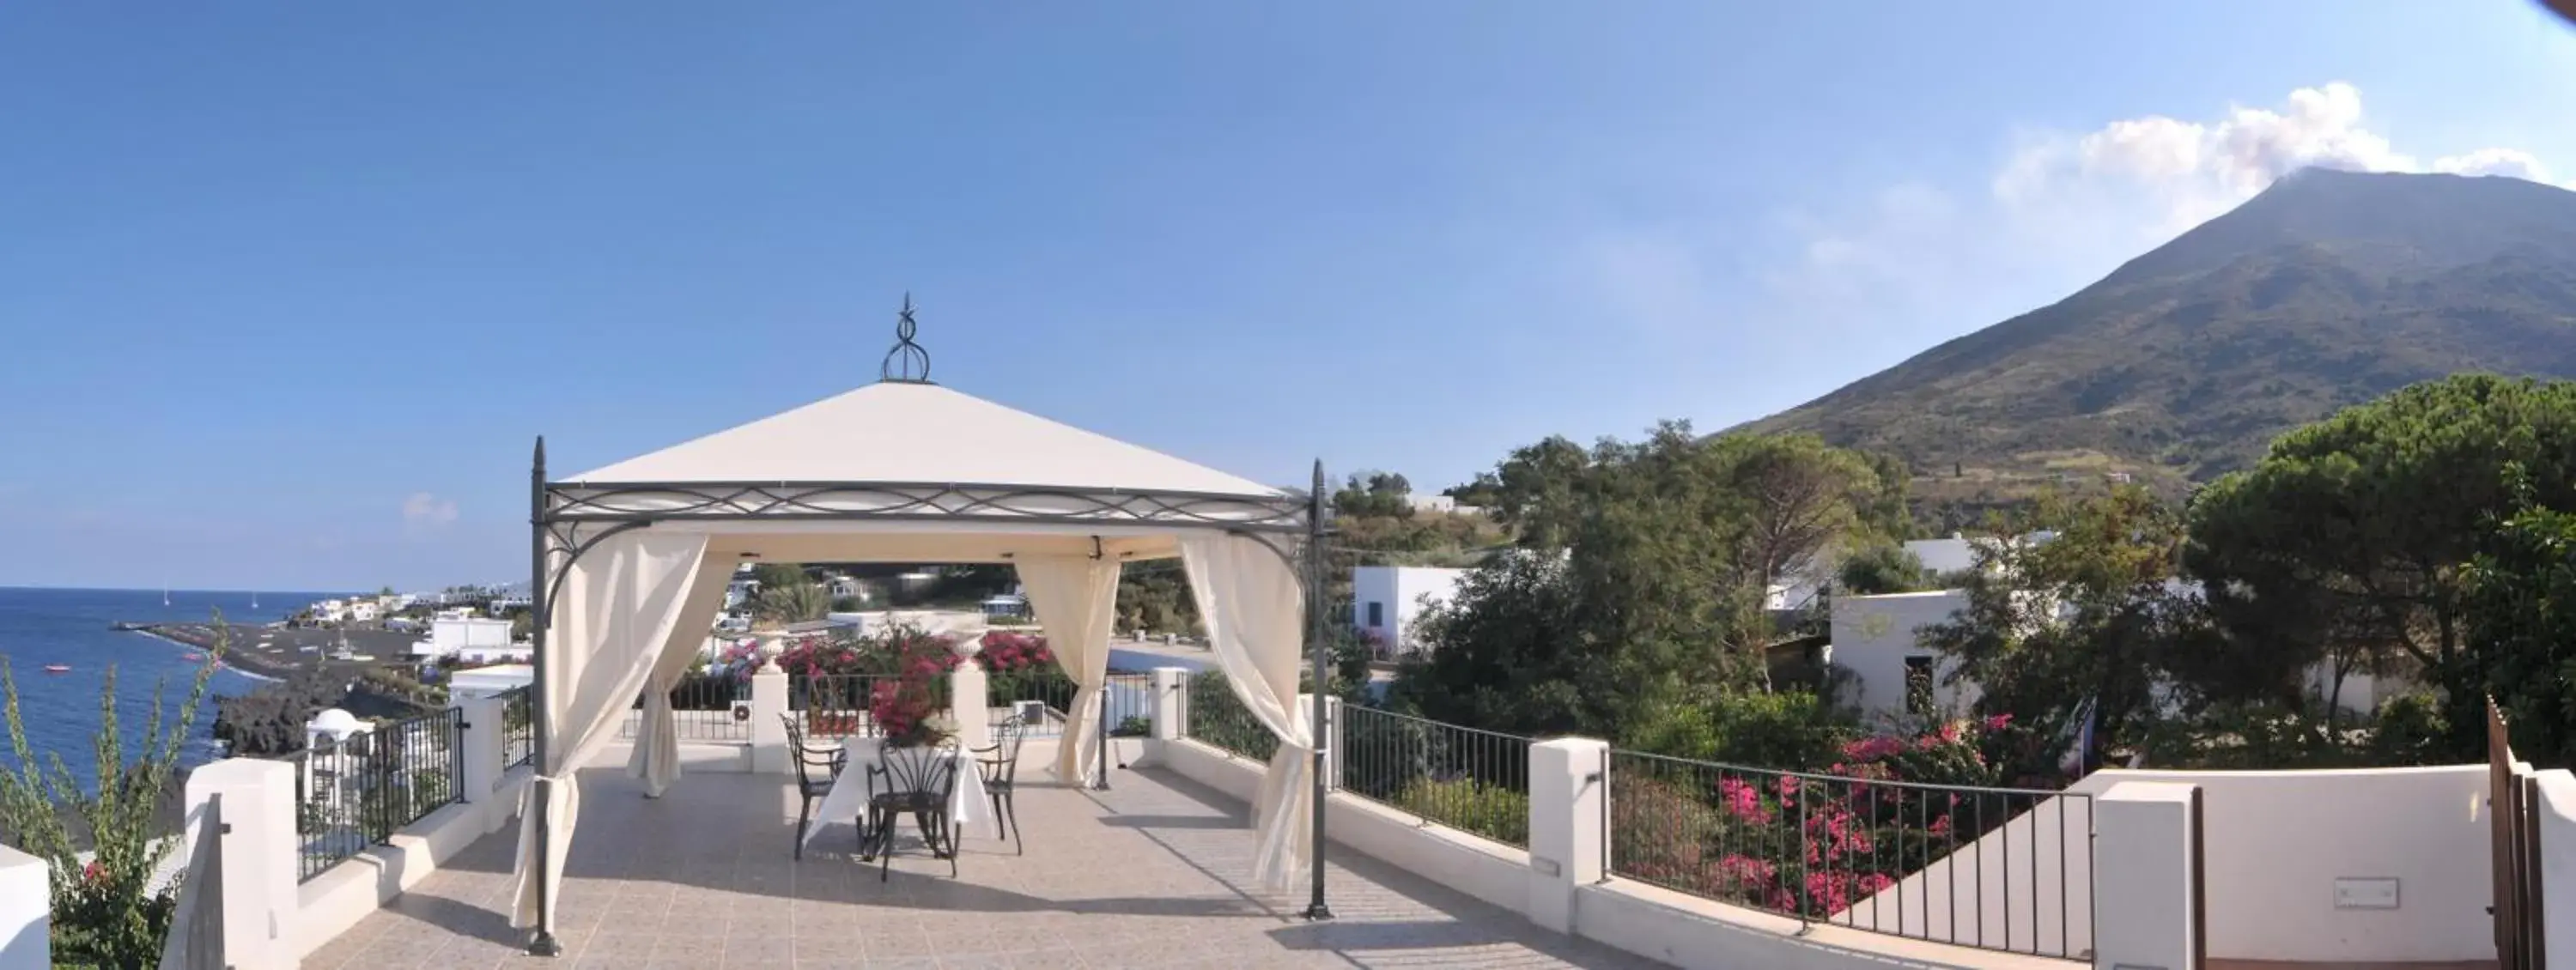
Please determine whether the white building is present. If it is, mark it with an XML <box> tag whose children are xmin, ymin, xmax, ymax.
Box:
<box><xmin>411</xmin><ymin>616</ymin><xmax>520</xmax><ymax>662</ymax></box>
<box><xmin>1350</xmin><ymin>566</ymin><xmax>1466</xmax><ymax>658</ymax></box>
<box><xmin>309</xmin><ymin>599</ymin><xmax>347</xmax><ymax>623</ymax></box>
<box><xmin>1828</xmin><ymin>590</ymin><xmax>1979</xmax><ymax>723</ymax></box>
<box><xmin>1901</xmin><ymin>530</ymin><xmax>2062</xmax><ymax>585</ymax></box>
<box><xmin>345</xmin><ymin>600</ymin><xmax>380</xmax><ymax>623</ymax></box>
<box><xmin>827</xmin><ymin>574</ymin><xmax>870</xmax><ymax>602</ymax></box>
<box><xmin>449</xmin><ymin>663</ymin><xmax>534</xmax><ymax>698</ymax></box>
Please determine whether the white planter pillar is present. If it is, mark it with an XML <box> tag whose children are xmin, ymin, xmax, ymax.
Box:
<box><xmin>1135</xmin><ymin>667</ymin><xmax>1187</xmax><ymax>767</ymax></box>
<box><xmin>1527</xmin><ymin>737</ymin><xmax>1610</xmax><ymax>936</ymax></box>
<box><xmin>749</xmin><ymin>667</ymin><xmax>790</xmax><ymax>774</ymax></box>
<box><xmin>949</xmin><ymin>634</ymin><xmax>993</xmax><ymax>754</ymax></box>
<box><xmin>456</xmin><ymin>694</ymin><xmax>507</xmax><ymax>833</ymax></box>
<box><xmin>184</xmin><ymin>757</ymin><xmax>299</xmax><ymax>968</ymax></box>
<box><xmin>2093</xmin><ymin>780</ymin><xmax>2202</xmax><ymax>970</ymax></box>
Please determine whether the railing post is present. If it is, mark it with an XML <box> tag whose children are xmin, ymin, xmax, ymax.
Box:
<box><xmin>1323</xmin><ymin>696</ymin><xmax>1344</xmax><ymax>791</ymax></box>
<box><xmin>183</xmin><ymin>756</ymin><xmax>299</xmax><ymax>967</ymax></box>
<box><xmin>458</xmin><ymin>694</ymin><xmax>508</xmax><ymax>833</ymax></box>
<box><xmin>749</xmin><ymin>665</ymin><xmax>791</xmax><ymax>774</ymax></box>
<box><xmin>2093</xmin><ymin>780</ymin><xmax>2200</xmax><ymax>970</ymax></box>
<box><xmin>1528</xmin><ymin>737</ymin><xmax>1610</xmax><ymax>935</ymax></box>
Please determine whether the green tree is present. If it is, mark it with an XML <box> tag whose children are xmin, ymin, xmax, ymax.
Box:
<box><xmin>1332</xmin><ymin>470</ymin><xmax>1416</xmax><ymax>520</ymax></box>
<box><xmin>753</xmin><ymin>578</ymin><xmax>831</xmax><ymax>627</ymax></box>
<box><xmin>2463</xmin><ymin>473</ymin><xmax>2576</xmax><ymax>767</ymax></box>
<box><xmin>2185</xmin><ymin>374</ymin><xmax>2576</xmax><ymax>752</ymax></box>
<box><xmin>1716</xmin><ymin>433</ymin><xmax>1893</xmax><ymax>603</ymax></box>
<box><xmin>0</xmin><ymin>621</ymin><xmax>225</xmax><ymax>967</ymax></box>
<box><xmin>1836</xmin><ymin>543</ymin><xmax>1929</xmax><ymax>595</ymax></box>
<box><xmin>1921</xmin><ymin>487</ymin><xmax>2199</xmax><ymax>768</ymax></box>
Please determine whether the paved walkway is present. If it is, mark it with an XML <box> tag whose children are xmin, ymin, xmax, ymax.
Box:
<box><xmin>303</xmin><ymin>757</ymin><xmax>1662</xmax><ymax>969</ymax></box>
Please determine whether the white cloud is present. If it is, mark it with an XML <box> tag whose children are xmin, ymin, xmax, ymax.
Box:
<box><xmin>1735</xmin><ymin>84</ymin><xmax>2561</xmax><ymax>381</ymax></box>
<box><xmin>401</xmin><ymin>493</ymin><xmax>459</xmax><ymax>533</ymax></box>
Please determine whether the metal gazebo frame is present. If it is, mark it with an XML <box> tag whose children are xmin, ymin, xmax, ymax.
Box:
<box><xmin>520</xmin><ymin>317</ymin><xmax>1339</xmax><ymax>955</ymax></box>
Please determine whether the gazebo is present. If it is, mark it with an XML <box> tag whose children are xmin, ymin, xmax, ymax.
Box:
<box><xmin>508</xmin><ymin>304</ymin><xmax>1334</xmax><ymax>955</ymax></box>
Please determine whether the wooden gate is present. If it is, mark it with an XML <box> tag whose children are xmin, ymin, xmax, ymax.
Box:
<box><xmin>2488</xmin><ymin>697</ymin><xmax>2547</xmax><ymax>970</ymax></box>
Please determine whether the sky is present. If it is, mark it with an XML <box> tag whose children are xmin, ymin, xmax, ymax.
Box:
<box><xmin>3</xmin><ymin>3</ymin><xmax>2573</xmax><ymax>591</ymax></box>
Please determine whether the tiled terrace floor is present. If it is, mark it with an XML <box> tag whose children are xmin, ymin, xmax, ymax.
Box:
<box><xmin>306</xmin><ymin>752</ymin><xmax>1664</xmax><ymax>969</ymax></box>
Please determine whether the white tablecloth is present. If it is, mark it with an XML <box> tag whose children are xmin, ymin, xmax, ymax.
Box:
<box><xmin>800</xmin><ymin>737</ymin><xmax>987</xmax><ymax>852</ymax></box>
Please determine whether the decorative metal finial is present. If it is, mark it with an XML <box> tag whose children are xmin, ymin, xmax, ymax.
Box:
<box><xmin>880</xmin><ymin>293</ymin><xmax>933</xmax><ymax>383</ymax></box>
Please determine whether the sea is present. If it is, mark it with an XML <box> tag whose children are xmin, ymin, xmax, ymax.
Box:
<box><xmin>0</xmin><ymin>586</ymin><xmax>345</xmax><ymax>775</ymax></box>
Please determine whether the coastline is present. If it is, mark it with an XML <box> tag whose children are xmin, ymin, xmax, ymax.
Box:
<box><xmin>118</xmin><ymin>621</ymin><xmax>415</xmax><ymax>685</ymax></box>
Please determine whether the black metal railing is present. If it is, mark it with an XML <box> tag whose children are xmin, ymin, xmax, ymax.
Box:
<box><xmin>983</xmin><ymin>670</ymin><xmax>1155</xmax><ymax>740</ymax></box>
<box><xmin>292</xmin><ymin>707</ymin><xmax>467</xmax><ymax>883</ymax></box>
<box><xmin>796</xmin><ymin>673</ymin><xmax>895</xmax><ymax>737</ymax></box>
<box><xmin>1182</xmin><ymin>671</ymin><xmax>1278</xmax><ymax>761</ymax></box>
<box><xmin>498</xmin><ymin>685</ymin><xmax>534</xmax><ymax>770</ymax></box>
<box><xmin>1337</xmin><ymin>705</ymin><xmax>1533</xmax><ymax>848</ymax></box>
<box><xmin>621</xmin><ymin>671</ymin><xmax>750</xmax><ymax>743</ymax></box>
<box><xmin>1605</xmin><ymin>749</ymin><xmax>2095</xmax><ymax>959</ymax></box>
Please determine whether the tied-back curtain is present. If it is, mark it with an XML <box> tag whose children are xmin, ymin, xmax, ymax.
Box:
<box><xmin>1016</xmin><ymin>555</ymin><xmax>1121</xmax><ymax>786</ymax></box>
<box><xmin>511</xmin><ymin>530</ymin><xmax>711</xmax><ymax>931</ymax></box>
<box><xmin>1177</xmin><ymin>532</ymin><xmax>1311</xmax><ymax>893</ymax></box>
<box><xmin>629</xmin><ymin>555</ymin><xmax>735</xmax><ymax>797</ymax></box>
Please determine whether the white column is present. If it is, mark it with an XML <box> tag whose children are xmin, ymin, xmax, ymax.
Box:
<box><xmin>749</xmin><ymin>667</ymin><xmax>791</xmax><ymax>774</ymax></box>
<box><xmin>1135</xmin><ymin>667</ymin><xmax>1185</xmax><ymax>767</ymax></box>
<box><xmin>949</xmin><ymin>653</ymin><xmax>993</xmax><ymax>754</ymax></box>
<box><xmin>457</xmin><ymin>694</ymin><xmax>507</xmax><ymax>833</ymax></box>
<box><xmin>1527</xmin><ymin>737</ymin><xmax>1610</xmax><ymax>936</ymax></box>
<box><xmin>2530</xmin><ymin>771</ymin><xmax>2576</xmax><ymax>970</ymax></box>
<box><xmin>2093</xmin><ymin>780</ymin><xmax>2201</xmax><ymax>970</ymax></box>
<box><xmin>184</xmin><ymin>757</ymin><xmax>298</xmax><ymax>969</ymax></box>
<box><xmin>0</xmin><ymin>846</ymin><xmax>46</xmax><ymax>970</ymax></box>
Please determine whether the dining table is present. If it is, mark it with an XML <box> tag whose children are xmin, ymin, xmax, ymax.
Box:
<box><xmin>800</xmin><ymin>735</ymin><xmax>988</xmax><ymax>853</ymax></box>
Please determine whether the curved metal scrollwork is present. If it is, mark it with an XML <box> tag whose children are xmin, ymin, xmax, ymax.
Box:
<box><xmin>881</xmin><ymin>294</ymin><xmax>932</xmax><ymax>384</ymax></box>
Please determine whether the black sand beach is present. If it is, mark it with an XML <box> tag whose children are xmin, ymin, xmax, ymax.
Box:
<box><xmin>125</xmin><ymin>621</ymin><xmax>422</xmax><ymax>682</ymax></box>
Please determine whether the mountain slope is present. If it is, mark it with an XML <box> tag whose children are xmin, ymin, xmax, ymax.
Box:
<box><xmin>1744</xmin><ymin>169</ymin><xmax>2576</xmax><ymax>491</ymax></box>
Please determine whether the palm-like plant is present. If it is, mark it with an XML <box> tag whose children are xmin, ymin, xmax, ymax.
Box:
<box><xmin>754</xmin><ymin>579</ymin><xmax>831</xmax><ymax>627</ymax></box>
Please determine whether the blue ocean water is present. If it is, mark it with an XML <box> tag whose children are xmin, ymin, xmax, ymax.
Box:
<box><xmin>0</xmin><ymin>587</ymin><xmax>337</xmax><ymax>773</ymax></box>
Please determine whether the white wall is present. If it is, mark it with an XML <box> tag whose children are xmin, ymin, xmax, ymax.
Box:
<box><xmin>1905</xmin><ymin>537</ymin><xmax>1980</xmax><ymax>576</ymax></box>
<box><xmin>1828</xmin><ymin>590</ymin><xmax>1975</xmax><ymax>722</ymax></box>
<box><xmin>2533</xmin><ymin>769</ymin><xmax>2576</xmax><ymax>970</ymax></box>
<box><xmin>2067</xmin><ymin>765</ymin><xmax>2496</xmax><ymax>963</ymax></box>
<box><xmin>0</xmin><ymin>846</ymin><xmax>45</xmax><ymax>970</ymax></box>
<box><xmin>1350</xmin><ymin>566</ymin><xmax>1466</xmax><ymax>654</ymax></box>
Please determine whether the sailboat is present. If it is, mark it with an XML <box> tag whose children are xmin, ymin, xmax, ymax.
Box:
<box><xmin>161</xmin><ymin>585</ymin><xmax>170</xmax><ymax>608</ymax></box>
<box><xmin>251</xmin><ymin>591</ymin><xmax>259</xmax><ymax>609</ymax></box>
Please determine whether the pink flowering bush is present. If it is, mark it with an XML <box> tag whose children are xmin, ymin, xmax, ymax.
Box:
<box><xmin>1611</xmin><ymin>714</ymin><xmax>2044</xmax><ymax>921</ymax></box>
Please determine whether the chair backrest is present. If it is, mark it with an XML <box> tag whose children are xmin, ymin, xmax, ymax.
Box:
<box><xmin>782</xmin><ymin>714</ymin><xmax>836</xmax><ymax>786</ymax></box>
<box><xmin>987</xmin><ymin>718</ymin><xmax>1027</xmax><ymax>785</ymax></box>
<box><xmin>877</xmin><ymin>737</ymin><xmax>960</xmax><ymax>797</ymax></box>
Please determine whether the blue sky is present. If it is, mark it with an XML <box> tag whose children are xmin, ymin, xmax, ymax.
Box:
<box><xmin>3</xmin><ymin>3</ymin><xmax>2573</xmax><ymax>591</ymax></box>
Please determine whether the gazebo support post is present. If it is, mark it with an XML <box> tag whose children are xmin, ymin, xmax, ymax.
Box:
<box><xmin>526</xmin><ymin>437</ymin><xmax>562</xmax><ymax>957</ymax></box>
<box><xmin>1303</xmin><ymin>458</ymin><xmax>1334</xmax><ymax>922</ymax></box>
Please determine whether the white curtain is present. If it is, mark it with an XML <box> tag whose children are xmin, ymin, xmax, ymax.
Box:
<box><xmin>1178</xmin><ymin>532</ymin><xmax>1311</xmax><ymax>893</ymax></box>
<box><xmin>511</xmin><ymin>530</ymin><xmax>711</xmax><ymax>932</ymax></box>
<box><xmin>628</xmin><ymin>555</ymin><xmax>734</xmax><ymax>797</ymax></box>
<box><xmin>1017</xmin><ymin>555</ymin><xmax>1121</xmax><ymax>785</ymax></box>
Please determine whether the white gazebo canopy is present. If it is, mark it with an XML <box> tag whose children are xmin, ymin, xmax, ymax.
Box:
<box><xmin>507</xmin><ymin>368</ymin><xmax>1323</xmax><ymax>951</ymax></box>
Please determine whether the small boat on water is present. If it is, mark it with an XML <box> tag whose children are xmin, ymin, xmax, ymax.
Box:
<box><xmin>180</xmin><ymin>652</ymin><xmax>203</xmax><ymax>661</ymax></box>
<box><xmin>41</xmin><ymin>664</ymin><xmax>70</xmax><ymax>674</ymax></box>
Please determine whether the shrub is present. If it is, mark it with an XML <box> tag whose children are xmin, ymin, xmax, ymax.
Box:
<box><xmin>1393</xmin><ymin>776</ymin><xmax>1528</xmax><ymax>845</ymax></box>
<box><xmin>0</xmin><ymin>620</ymin><xmax>224</xmax><ymax>967</ymax></box>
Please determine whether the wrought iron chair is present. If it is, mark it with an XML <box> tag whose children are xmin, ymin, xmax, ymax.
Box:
<box><xmin>971</xmin><ymin>718</ymin><xmax>1027</xmax><ymax>854</ymax></box>
<box><xmin>860</xmin><ymin>737</ymin><xmax>961</xmax><ymax>881</ymax></box>
<box><xmin>781</xmin><ymin>713</ymin><xmax>845</xmax><ymax>860</ymax></box>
